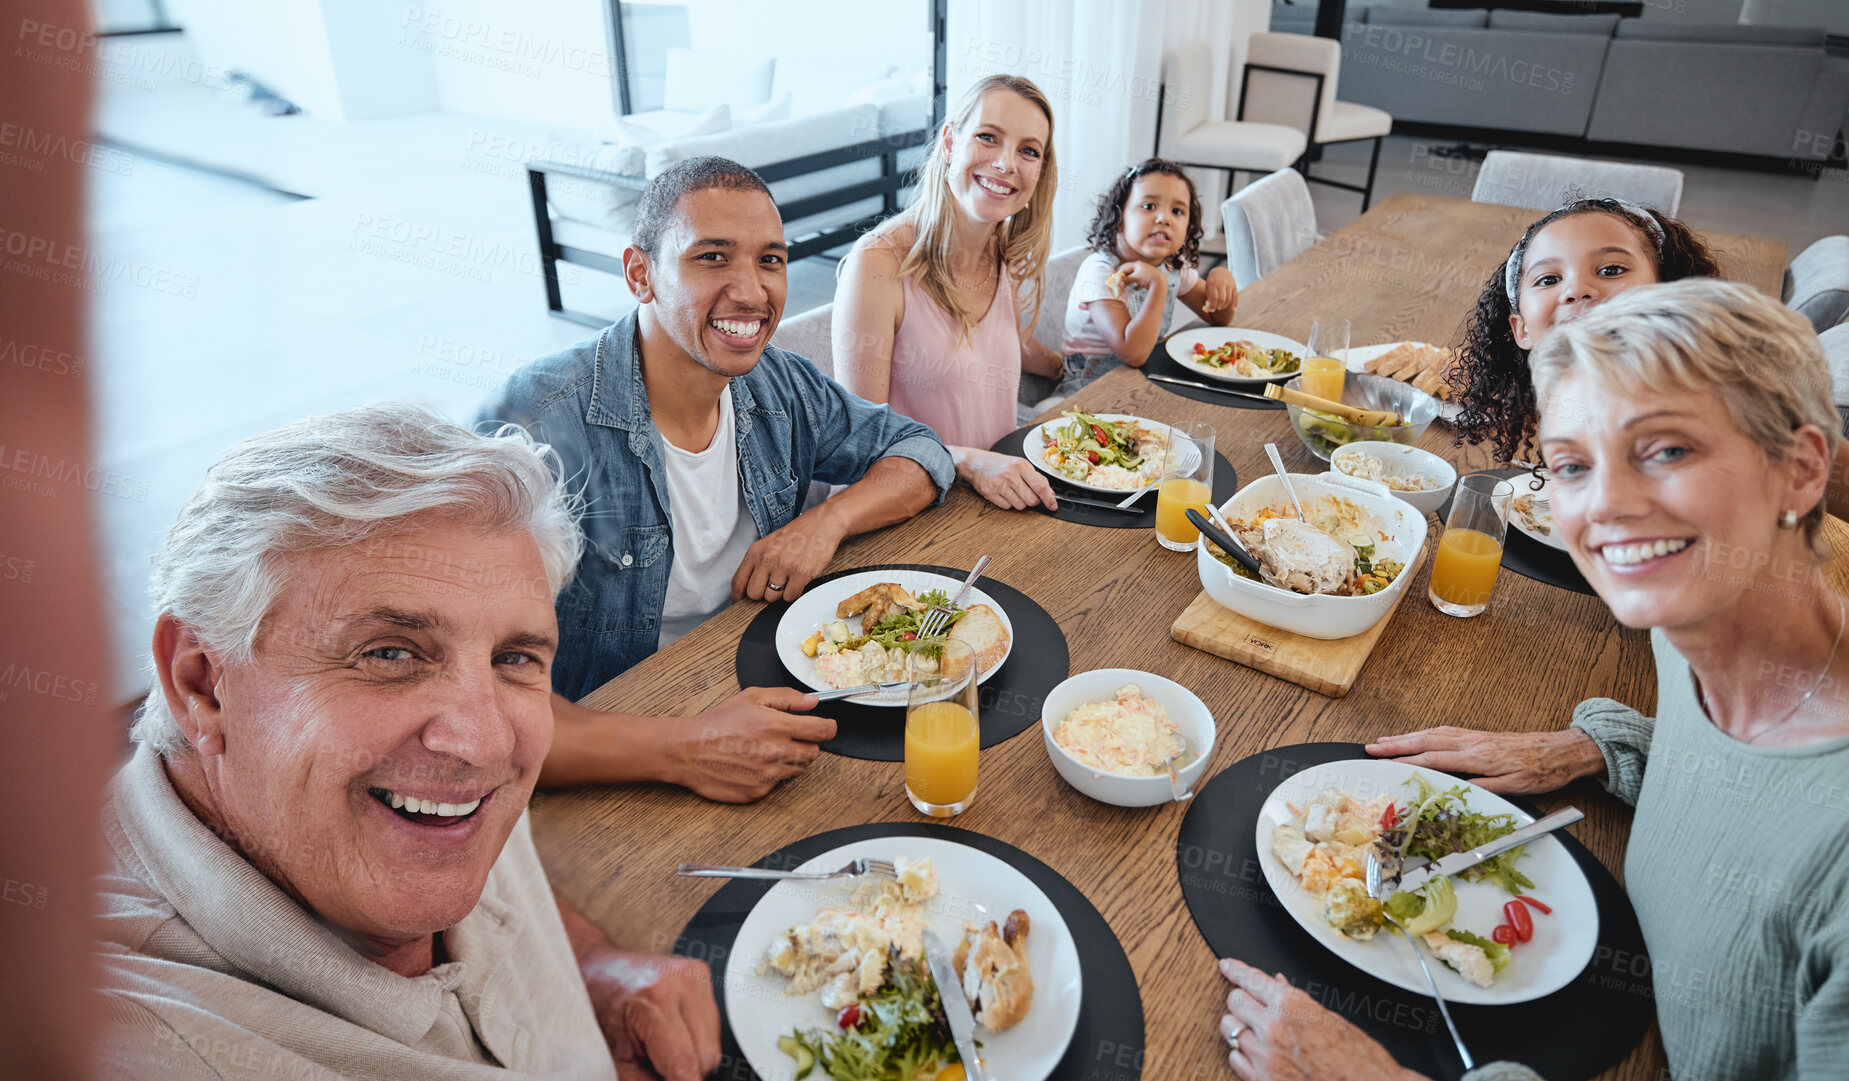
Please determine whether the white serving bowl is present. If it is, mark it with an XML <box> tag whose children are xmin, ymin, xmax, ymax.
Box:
<box><xmin>1327</xmin><ymin>441</ymin><xmax>1458</xmax><ymax>516</ymax></box>
<box><xmin>1040</xmin><ymin>669</ymin><xmax>1216</xmax><ymax>807</ymax></box>
<box><xmin>1195</xmin><ymin>472</ymin><xmax>1429</xmax><ymax>640</ymax></box>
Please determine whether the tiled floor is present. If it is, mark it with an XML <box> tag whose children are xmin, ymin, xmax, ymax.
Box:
<box><xmin>84</xmin><ymin>35</ymin><xmax>1848</xmax><ymax>697</ymax></box>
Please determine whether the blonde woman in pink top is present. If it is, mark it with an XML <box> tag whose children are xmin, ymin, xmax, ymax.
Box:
<box><xmin>834</xmin><ymin>75</ymin><xmax>1065</xmax><ymax>510</ymax></box>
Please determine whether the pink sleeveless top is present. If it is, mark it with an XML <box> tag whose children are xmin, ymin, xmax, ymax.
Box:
<box><xmin>886</xmin><ymin>265</ymin><xmax>1021</xmax><ymax>449</ymax></box>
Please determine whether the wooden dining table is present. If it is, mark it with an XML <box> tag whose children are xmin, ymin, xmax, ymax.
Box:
<box><xmin>531</xmin><ymin>193</ymin><xmax>1790</xmax><ymax>1081</ymax></box>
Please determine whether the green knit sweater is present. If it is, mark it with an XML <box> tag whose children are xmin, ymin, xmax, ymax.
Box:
<box><xmin>1564</xmin><ymin>629</ymin><xmax>1849</xmax><ymax>1081</ymax></box>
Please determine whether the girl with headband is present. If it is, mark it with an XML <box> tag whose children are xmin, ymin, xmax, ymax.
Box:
<box><xmin>1450</xmin><ymin>198</ymin><xmax>1720</xmax><ymax>463</ymax></box>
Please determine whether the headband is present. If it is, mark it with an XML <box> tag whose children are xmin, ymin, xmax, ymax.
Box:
<box><xmin>1503</xmin><ymin>199</ymin><xmax>1667</xmax><ymax>305</ymax></box>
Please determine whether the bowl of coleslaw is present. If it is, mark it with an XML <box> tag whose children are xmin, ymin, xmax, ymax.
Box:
<box><xmin>1040</xmin><ymin>669</ymin><xmax>1215</xmax><ymax>807</ymax></box>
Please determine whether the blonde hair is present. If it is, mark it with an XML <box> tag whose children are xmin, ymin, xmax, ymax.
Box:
<box><xmin>1530</xmin><ymin>278</ymin><xmax>1839</xmax><ymax>548</ymax></box>
<box><xmin>897</xmin><ymin>74</ymin><xmax>1058</xmax><ymax>338</ymax></box>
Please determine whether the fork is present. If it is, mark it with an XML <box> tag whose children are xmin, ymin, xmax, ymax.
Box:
<box><xmin>676</xmin><ymin>858</ymin><xmax>898</xmax><ymax>881</ymax></box>
<box><xmin>1366</xmin><ymin>851</ymin><xmax>1475</xmax><ymax>1071</ymax></box>
<box><xmin>919</xmin><ymin>555</ymin><xmax>991</xmax><ymax>639</ymax></box>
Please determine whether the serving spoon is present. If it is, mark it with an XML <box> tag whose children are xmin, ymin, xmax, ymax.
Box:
<box><xmin>1263</xmin><ymin>442</ymin><xmax>1307</xmax><ymax>521</ymax></box>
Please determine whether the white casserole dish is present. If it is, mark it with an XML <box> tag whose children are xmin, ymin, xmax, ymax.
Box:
<box><xmin>1194</xmin><ymin>472</ymin><xmax>1428</xmax><ymax>640</ymax></box>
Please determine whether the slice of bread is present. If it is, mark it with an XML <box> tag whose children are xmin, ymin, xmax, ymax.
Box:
<box><xmin>947</xmin><ymin>603</ymin><xmax>1010</xmax><ymax>676</ymax></box>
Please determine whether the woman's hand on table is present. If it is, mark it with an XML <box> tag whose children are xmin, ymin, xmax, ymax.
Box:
<box><xmin>1365</xmin><ymin>726</ymin><xmax>1605</xmax><ymax>796</ymax></box>
<box><xmin>1218</xmin><ymin>959</ymin><xmax>1425</xmax><ymax>1081</ymax></box>
<box><xmin>581</xmin><ymin>948</ymin><xmax>721</xmax><ymax>1081</ymax></box>
<box><xmin>956</xmin><ymin>447</ymin><xmax>1058</xmax><ymax>511</ymax></box>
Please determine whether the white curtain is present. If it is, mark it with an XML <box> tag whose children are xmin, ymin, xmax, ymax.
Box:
<box><xmin>947</xmin><ymin>0</ymin><xmax>1272</xmax><ymax>249</ymax></box>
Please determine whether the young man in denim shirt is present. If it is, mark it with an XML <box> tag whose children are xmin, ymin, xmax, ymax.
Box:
<box><xmin>480</xmin><ymin>157</ymin><xmax>954</xmax><ymax>802</ymax></box>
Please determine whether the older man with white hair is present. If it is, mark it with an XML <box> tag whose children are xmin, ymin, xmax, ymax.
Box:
<box><xmin>97</xmin><ymin>405</ymin><xmax>719</xmax><ymax>1080</ymax></box>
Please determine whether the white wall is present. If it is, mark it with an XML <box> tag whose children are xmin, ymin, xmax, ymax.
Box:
<box><xmin>167</xmin><ymin>0</ymin><xmax>346</xmax><ymax>114</ymax></box>
<box><xmin>684</xmin><ymin>0</ymin><xmax>931</xmax><ymax>73</ymax></box>
<box><xmin>419</xmin><ymin>0</ymin><xmax>620</xmax><ymax>131</ymax></box>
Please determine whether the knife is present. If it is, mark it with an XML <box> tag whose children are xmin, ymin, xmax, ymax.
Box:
<box><xmin>1393</xmin><ymin>806</ymin><xmax>1584</xmax><ymax>895</ymax></box>
<box><xmin>1147</xmin><ymin>373</ymin><xmax>1281</xmax><ymax>405</ymax></box>
<box><xmin>921</xmin><ymin>929</ymin><xmax>986</xmax><ymax>1081</ymax></box>
<box><xmin>1037</xmin><ymin>490</ymin><xmax>1146</xmax><ymax>515</ymax></box>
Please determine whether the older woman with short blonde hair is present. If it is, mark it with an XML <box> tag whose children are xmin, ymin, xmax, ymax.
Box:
<box><xmin>1217</xmin><ymin>280</ymin><xmax>1849</xmax><ymax>1081</ymax></box>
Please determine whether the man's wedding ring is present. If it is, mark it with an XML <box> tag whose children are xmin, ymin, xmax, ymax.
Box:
<box><xmin>766</xmin><ymin>582</ymin><xmax>786</xmax><ymax>592</ymax></box>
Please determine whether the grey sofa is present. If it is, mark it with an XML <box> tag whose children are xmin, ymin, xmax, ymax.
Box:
<box><xmin>1268</xmin><ymin>4</ymin><xmax>1849</xmax><ymax>163</ymax></box>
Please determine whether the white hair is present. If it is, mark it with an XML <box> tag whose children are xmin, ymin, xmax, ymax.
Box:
<box><xmin>133</xmin><ymin>404</ymin><xmax>583</xmax><ymax>754</ymax></box>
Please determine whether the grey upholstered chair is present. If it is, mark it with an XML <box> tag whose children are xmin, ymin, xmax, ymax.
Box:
<box><xmin>769</xmin><ymin>301</ymin><xmax>836</xmax><ymax>379</ymax></box>
<box><xmin>1785</xmin><ymin>236</ymin><xmax>1849</xmax><ymax>334</ymax></box>
<box><xmin>1471</xmin><ymin>151</ymin><xmax>1685</xmax><ymax>216</ymax></box>
<box><xmin>1221</xmin><ymin>168</ymin><xmax>1319</xmax><ymax>290</ymax></box>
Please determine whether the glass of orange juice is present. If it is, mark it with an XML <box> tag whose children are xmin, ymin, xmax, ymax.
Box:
<box><xmin>1155</xmin><ymin>422</ymin><xmax>1216</xmax><ymax>552</ymax></box>
<box><xmin>903</xmin><ymin>640</ymin><xmax>979</xmax><ymax>817</ymax></box>
<box><xmin>1429</xmin><ymin>474</ymin><xmax>1514</xmax><ymax>617</ymax></box>
<box><xmin>1302</xmin><ymin>317</ymin><xmax>1350</xmax><ymax>402</ymax></box>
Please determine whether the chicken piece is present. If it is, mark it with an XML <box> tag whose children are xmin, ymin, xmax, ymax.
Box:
<box><xmin>1421</xmin><ymin>931</ymin><xmax>1496</xmax><ymax>988</ymax></box>
<box><xmin>1257</xmin><ymin>518</ymin><xmax>1356</xmax><ymax>596</ymax></box>
<box><xmin>1271</xmin><ymin>824</ymin><xmax>1314</xmax><ymax>878</ymax></box>
<box><xmin>952</xmin><ymin>910</ymin><xmax>1035</xmax><ymax>1032</ymax></box>
<box><xmin>837</xmin><ymin>583</ymin><xmax>890</xmax><ymax>620</ymax></box>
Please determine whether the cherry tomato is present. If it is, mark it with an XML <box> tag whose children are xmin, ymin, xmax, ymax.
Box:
<box><xmin>1086</xmin><ymin>450</ymin><xmax>1100</xmax><ymax>464</ymax></box>
<box><xmin>1516</xmin><ymin>895</ymin><xmax>1552</xmax><ymax>915</ymax></box>
<box><xmin>837</xmin><ymin>1003</ymin><xmax>861</xmax><ymax>1030</ymax></box>
<box><xmin>1503</xmin><ymin>900</ymin><xmax>1534</xmax><ymax>943</ymax></box>
<box><xmin>1193</xmin><ymin>342</ymin><xmax>1207</xmax><ymax>355</ymax></box>
<box><xmin>1492</xmin><ymin>924</ymin><xmax>1519</xmax><ymax>946</ymax></box>
<box><xmin>902</xmin><ymin>631</ymin><xmax>917</xmax><ymax>641</ymax></box>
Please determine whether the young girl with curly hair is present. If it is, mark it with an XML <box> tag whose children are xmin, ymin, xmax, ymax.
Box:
<box><xmin>1452</xmin><ymin>197</ymin><xmax>1720</xmax><ymax>463</ymax></box>
<box><xmin>1055</xmin><ymin>158</ymin><xmax>1239</xmax><ymax>400</ymax></box>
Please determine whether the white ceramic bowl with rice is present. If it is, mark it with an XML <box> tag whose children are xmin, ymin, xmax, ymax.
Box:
<box><xmin>1040</xmin><ymin>669</ymin><xmax>1215</xmax><ymax>807</ymax></box>
<box><xmin>1327</xmin><ymin>441</ymin><xmax>1458</xmax><ymax>516</ymax></box>
<box><xmin>1195</xmin><ymin>472</ymin><xmax>1429</xmax><ymax>640</ymax></box>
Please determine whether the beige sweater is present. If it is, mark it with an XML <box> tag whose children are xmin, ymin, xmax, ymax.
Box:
<box><xmin>93</xmin><ymin>743</ymin><xmax>617</xmax><ymax>1080</ymax></box>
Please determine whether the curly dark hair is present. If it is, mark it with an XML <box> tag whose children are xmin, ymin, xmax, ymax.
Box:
<box><xmin>1451</xmin><ymin>198</ymin><xmax>1721</xmax><ymax>463</ymax></box>
<box><xmin>1084</xmin><ymin>158</ymin><xmax>1204</xmax><ymax>271</ymax></box>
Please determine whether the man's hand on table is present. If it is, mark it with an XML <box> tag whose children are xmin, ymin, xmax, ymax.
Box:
<box><xmin>1218</xmin><ymin>959</ymin><xmax>1427</xmax><ymax>1081</ymax></box>
<box><xmin>1365</xmin><ymin>726</ymin><xmax>1605</xmax><ymax>796</ymax></box>
<box><xmin>671</xmin><ymin>687</ymin><xmax>835</xmax><ymax>802</ymax></box>
<box><xmin>732</xmin><ymin>511</ymin><xmax>846</xmax><ymax>603</ymax></box>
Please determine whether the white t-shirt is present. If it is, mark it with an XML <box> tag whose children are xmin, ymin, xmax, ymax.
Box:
<box><xmin>1060</xmin><ymin>250</ymin><xmax>1200</xmax><ymax>358</ymax></box>
<box><xmin>658</xmin><ymin>386</ymin><xmax>759</xmax><ymax>649</ymax></box>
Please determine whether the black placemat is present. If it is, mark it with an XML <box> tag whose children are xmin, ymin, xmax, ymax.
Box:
<box><xmin>1140</xmin><ymin>340</ymin><xmax>1287</xmax><ymax>410</ymax></box>
<box><xmin>735</xmin><ymin>564</ymin><xmax>1069</xmax><ymax>760</ymax></box>
<box><xmin>989</xmin><ymin>426</ymin><xmax>1238</xmax><ymax>530</ymax></box>
<box><xmin>1176</xmin><ymin>743</ymin><xmax>1653</xmax><ymax>1081</ymax></box>
<box><xmin>1439</xmin><ymin>468</ymin><xmax>1595</xmax><ymax>596</ymax></box>
<box><xmin>672</xmin><ymin>823</ymin><xmax>1144</xmax><ymax>1081</ymax></box>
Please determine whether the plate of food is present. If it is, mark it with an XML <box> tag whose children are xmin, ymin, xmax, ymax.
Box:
<box><xmin>776</xmin><ymin>570</ymin><xmax>1014</xmax><ymax>706</ymax></box>
<box><xmin>726</xmin><ymin>836</ymin><xmax>1084</xmax><ymax>1081</ymax></box>
<box><xmin>1347</xmin><ymin>342</ymin><xmax>1460</xmax><ymax>422</ymax></box>
<box><xmin>1021</xmin><ymin>411</ymin><xmax>1194</xmax><ymax>494</ymax></box>
<box><xmin>1165</xmin><ymin>327</ymin><xmax>1307</xmax><ymax>383</ymax></box>
<box><xmin>1254</xmin><ymin>758</ymin><xmax>1598</xmax><ymax>1005</ymax></box>
<box><xmin>1508</xmin><ymin>472</ymin><xmax>1566</xmax><ymax>551</ymax></box>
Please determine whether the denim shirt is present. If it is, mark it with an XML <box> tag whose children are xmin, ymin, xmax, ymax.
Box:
<box><xmin>477</xmin><ymin>315</ymin><xmax>955</xmax><ymax>702</ymax></box>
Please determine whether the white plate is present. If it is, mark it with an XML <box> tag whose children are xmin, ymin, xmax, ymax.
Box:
<box><xmin>1508</xmin><ymin>472</ymin><xmax>1567</xmax><ymax>551</ymax></box>
<box><xmin>1347</xmin><ymin>341</ymin><xmax>1462</xmax><ymax>424</ymax></box>
<box><xmin>725</xmin><ymin>835</ymin><xmax>1084</xmax><ymax>1081</ymax></box>
<box><xmin>775</xmin><ymin>570</ymin><xmax>1014</xmax><ymax>707</ymax></box>
<box><xmin>1254</xmin><ymin>758</ymin><xmax>1598</xmax><ymax>1005</ymax></box>
<box><xmin>1165</xmin><ymin>327</ymin><xmax>1309</xmax><ymax>383</ymax></box>
<box><xmin>1021</xmin><ymin>413</ymin><xmax>1199</xmax><ymax>495</ymax></box>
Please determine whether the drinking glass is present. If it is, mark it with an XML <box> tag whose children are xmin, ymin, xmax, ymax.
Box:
<box><xmin>1154</xmin><ymin>421</ymin><xmax>1216</xmax><ymax>552</ymax></box>
<box><xmin>903</xmin><ymin>640</ymin><xmax>979</xmax><ymax>817</ymax></box>
<box><xmin>1303</xmin><ymin>317</ymin><xmax>1350</xmax><ymax>402</ymax></box>
<box><xmin>1429</xmin><ymin>474</ymin><xmax>1513</xmax><ymax>617</ymax></box>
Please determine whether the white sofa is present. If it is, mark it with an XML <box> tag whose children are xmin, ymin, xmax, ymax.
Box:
<box><xmin>528</xmin><ymin>48</ymin><xmax>932</xmax><ymax>326</ymax></box>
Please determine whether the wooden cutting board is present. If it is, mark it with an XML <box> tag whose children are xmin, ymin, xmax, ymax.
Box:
<box><xmin>1169</xmin><ymin>544</ymin><xmax>1428</xmax><ymax>697</ymax></box>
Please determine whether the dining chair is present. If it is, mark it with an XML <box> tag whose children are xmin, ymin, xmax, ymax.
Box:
<box><xmin>769</xmin><ymin>301</ymin><xmax>836</xmax><ymax>379</ymax></box>
<box><xmin>1238</xmin><ymin>32</ymin><xmax>1394</xmax><ymax>211</ymax></box>
<box><xmin>1784</xmin><ymin>235</ymin><xmax>1849</xmax><ymax>334</ymax></box>
<box><xmin>1157</xmin><ymin>43</ymin><xmax>1308</xmax><ymax>201</ymax></box>
<box><xmin>1221</xmin><ymin>168</ymin><xmax>1320</xmax><ymax>290</ymax></box>
<box><xmin>1822</xmin><ymin>323</ymin><xmax>1849</xmax><ymax>423</ymax></box>
<box><xmin>1470</xmin><ymin>150</ymin><xmax>1685</xmax><ymax>216</ymax></box>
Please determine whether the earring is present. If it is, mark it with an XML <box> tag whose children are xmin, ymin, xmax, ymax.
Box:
<box><xmin>1778</xmin><ymin>509</ymin><xmax>1799</xmax><ymax>529</ymax></box>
